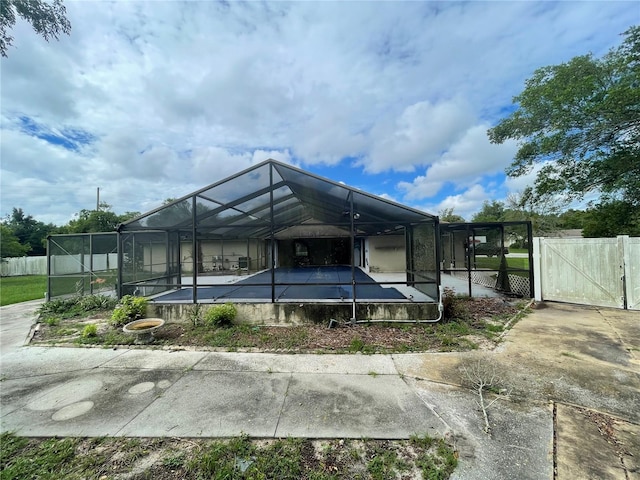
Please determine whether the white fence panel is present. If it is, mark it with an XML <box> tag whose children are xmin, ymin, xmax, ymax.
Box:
<box><xmin>0</xmin><ymin>256</ymin><xmax>47</xmax><ymax>276</ymax></box>
<box><xmin>537</xmin><ymin>237</ymin><xmax>624</xmax><ymax>309</ymax></box>
<box><xmin>91</xmin><ymin>253</ymin><xmax>118</xmax><ymax>271</ymax></box>
<box><xmin>624</xmin><ymin>237</ymin><xmax>640</xmax><ymax>310</ymax></box>
<box><xmin>51</xmin><ymin>254</ymin><xmax>86</xmax><ymax>275</ymax></box>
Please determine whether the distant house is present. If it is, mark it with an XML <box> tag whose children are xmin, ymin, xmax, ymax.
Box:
<box><xmin>549</xmin><ymin>229</ymin><xmax>583</xmax><ymax>238</ymax></box>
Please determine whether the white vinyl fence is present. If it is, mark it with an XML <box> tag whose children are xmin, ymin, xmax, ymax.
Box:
<box><xmin>1</xmin><ymin>256</ymin><xmax>46</xmax><ymax>276</ymax></box>
<box><xmin>50</xmin><ymin>254</ymin><xmax>118</xmax><ymax>274</ymax></box>
<box><xmin>1</xmin><ymin>254</ymin><xmax>119</xmax><ymax>277</ymax></box>
<box><xmin>533</xmin><ymin>236</ymin><xmax>639</xmax><ymax>310</ymax></box>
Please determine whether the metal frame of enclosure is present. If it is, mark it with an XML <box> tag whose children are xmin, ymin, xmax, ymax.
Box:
<box><xmin>439</xmin><ymin>221</ymin><xmax>534</xmax><ymax>298</ymax></box>
<box><xmin>45</xmin><ymin>163</ymin><xmax>535</xmax><ymax>314</ymax></box>
<box><xmin>46</xmin><ymin>232</ymin><xmax>118</xmax><ymax>300</ymax></box>
<box><xmin>114</xmin><ymin>160</ymin><xmax>441</xmax><ymax>316</ymax></box>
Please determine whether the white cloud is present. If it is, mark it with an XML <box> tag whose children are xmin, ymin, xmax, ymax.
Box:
<box><xmin>362</xmin><ymin>98</ymin><xmax>475</xmax><ymax>173</ymax></box>
<box><xmin>397</xmin><ymin>124</ymin><xmax>519</xmax><ymax>200</ymax></box>
<box><xmin>419</xmin><ymin>184</ymin><xmax>495</xmax><ymax>220</ymax></box>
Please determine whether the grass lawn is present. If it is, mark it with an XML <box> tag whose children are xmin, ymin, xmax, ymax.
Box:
<box><xmin>474</xmin><ymin>256</ymin><xmax>529</xmax><ymax>272</ymax></box>
<box><xmin>1</xmin><ymin>432</ymin><xmax>458</xmax><ymax>480</ymax></box>
<box><xmin>0</xmin><ymin>275</ymin><xmax>47</xmax><ymax>306</ymax></box>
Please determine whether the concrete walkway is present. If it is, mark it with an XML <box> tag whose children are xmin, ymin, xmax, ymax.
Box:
<box><xmin>1</xmin><ymin>300</ymin><xmax>638</xmax><ymax>479</ymax></box>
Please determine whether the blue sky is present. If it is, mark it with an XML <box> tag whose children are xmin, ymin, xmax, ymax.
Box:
<box><xmin>1</xmin><ymin>1</ymin><xmax>637</xmax><ymax>225</ymax></box>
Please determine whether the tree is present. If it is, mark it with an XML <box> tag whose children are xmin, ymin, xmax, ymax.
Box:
<box><xmin>582</xmin><ymin>201</ymin><xmax>640</xmax><ymax>237</ymax></box>
<box><xmin>438</xmin><ymin>207</ymin><xmax>465</xmax><ymax>223</ymax></box>
<box><xmin>488</xmin><ymin>26</ymin><xmax>640</xmax><ymax>209</ymax></box>
<box><xmin>6</xmin><ymin>207</ymin><xmax>57</xmax><ymax>255</ymax></box>
<box><xmin>471</xmin><ymin>200</ymin><xmax>506</xmax><ymax>223</ymax></box>
<box><xmin>1</xmin><ymin>0</ymin><xmax>71</xmax><ymax>57</ymax></box>
<box><xmin>64</xmin><ymin>203</ymin><xmax>139</xmax><ymax>233</ymax></box>
<box><xmin>0</xmin><ymin>224</ymin><xmax>30</xmax><ymax>257</ymax></box>
<box><xmin>557</xmin><ymin>209</ymin><xmax>589</xmax><ymax>230</ymax></box>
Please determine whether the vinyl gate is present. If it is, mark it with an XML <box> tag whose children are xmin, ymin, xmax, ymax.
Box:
<box><xmin>533</xmin><ymin>236</ymin><xmax>639</xmax><ymax>310</ymax></box>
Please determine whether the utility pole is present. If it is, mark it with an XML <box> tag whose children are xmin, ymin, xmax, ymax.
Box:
<box><xmin>96</xmin><ymin>187</ymin><xmax>100</xmax><ymax>211</ymax></box>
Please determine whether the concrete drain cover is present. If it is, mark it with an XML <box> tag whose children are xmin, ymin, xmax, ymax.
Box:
<box><xmin>128</xmin><ymin>382</ymin><xmax>155</xmax><ymax>394</ymax></box>
<box><xmin>27</xmin><ymin>378</ymin><xmax>103</xmax><ymax>411</ymax></box>
<box><xmin>52</xmin><ymin>401</ymin><xmax>95</xmax><ymax>421</ymax></box>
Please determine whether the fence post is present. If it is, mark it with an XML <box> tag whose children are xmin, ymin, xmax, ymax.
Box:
<box><xmin>533</xmin><ymin>237</ymin><xmax>543</xmax><ymax>302</ymax></box>
<box><xmin>620</xmin><ymin>235</ymin><xmax>629</xmax><ymax>310</ymax></box>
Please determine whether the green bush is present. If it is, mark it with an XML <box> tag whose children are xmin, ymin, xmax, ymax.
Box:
<box><xmin>38</xmin><ymin>295</ymin><xmax>117</xmax><ymax>320</ymax></box>
<box><xmin>110</xmin><ymin>295</ymin><xmax>148</xmax><ymax>327</ymax></box>
<box><xmin>81</xmin><ymin>324</ymin><xmax>98</xmax><ymax>338</ymax></box>
<box><xmin>204</xmin><ymin>303</ymin><xmax>237</xmax><ymax>327</ymax></box>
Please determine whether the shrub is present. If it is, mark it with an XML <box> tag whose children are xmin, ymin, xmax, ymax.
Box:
<box><xmin>38</xmin><ymin>295</ymin><xmax>117</xmax><ymax>320</ymax></box>
<box><xmin>110</xmin><ymin>295</ymin><xmax>148</xmax><ymax>327</ymax></box>
<box><xmin>81</xmin><ymin>324</ymin><xmax>98</xmax><ymax>338</ymax></box>
<box><xmin>78</xmin><ymin>295</ymin><xmax>117</xmax><ymax>312</ymax></box>
<box><xmin>204</xmin><ymin>303</ymin><xmax>237</xmax><ymax>327</ymax></box>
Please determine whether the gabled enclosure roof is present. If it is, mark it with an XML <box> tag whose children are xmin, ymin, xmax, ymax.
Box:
<box><xmin>119</xmin><ymin>159</ymin><xmax>436</xmax><ymax>237</ymax></box>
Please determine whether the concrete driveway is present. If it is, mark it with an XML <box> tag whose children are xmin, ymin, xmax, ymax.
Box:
<box><xmin>1</xmin><ymin>300</ymin><xmax>638</xmax><ymax>479</ymax></box>
<box><xmin>395</xmin><ymin>302</ymin><xmax>640</xmax><ymax>479</ymax></box>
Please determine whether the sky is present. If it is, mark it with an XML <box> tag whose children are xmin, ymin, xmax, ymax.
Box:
<box><xmin>1</xmin><ymin>1</ymin><xmax>637</xmax><ymax>226</ymax></box>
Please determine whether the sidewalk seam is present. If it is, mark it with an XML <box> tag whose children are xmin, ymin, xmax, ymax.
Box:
<box><xmin>272</xmin><ymin>372</ymin><xmax>293</xmax><ymax>438</ymax></box>
<box><xmin>391</xmin><ymin>355</ymin><xmax>454</xmax><ymax>434</ymax></box>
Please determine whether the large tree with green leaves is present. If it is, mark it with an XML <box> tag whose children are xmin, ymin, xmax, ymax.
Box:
<box><xmin>438</xmin><ymin>207</ymin><xmax>465</xmax><ymax>223</ymax></box>
<box><xmin>5</xmin><ymin>207</ymin><xmax>58</xmax><ymax>255</ymax></box>
<box><xmin>0</xmin><ymin>224</ymin><xmax>30</xmax><ymax>257</ymax></box>
<box><xmin>582</xmin><ymin>201</ymin><xmax>640</xmax><ymax>237</ymax></box>
<box><xmin>64</xmin><ymin>203</ymin><xmax>140</xmax><ymax>233</ymax></box>
<box><xmin>488</xmin><ymin>26</ymin><xmax>640</xmax><ymax>208</ymax></box>
<box><xmin>1</xmin><ymin>0</ymin><xmax>71</xmax><ymax>57</ymax></box>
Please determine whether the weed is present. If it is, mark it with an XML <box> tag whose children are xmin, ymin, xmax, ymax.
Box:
<box><xmin>81</xmin><ymin>324</ymin><xmax>98</xmax><ymax>338</ymax></box>
<box><xmin>368</xmin><ymin>371</ymin><xmax>379</xmax><ymax>378</ymax></box>
<box><xmin>349</xmin><ymin>337</ymin><xmax>365</xmax><ymax>352</ymax></box>
<box><xmin>411</xmin><ymin>435</ymin><xmax>458</xmax><ymax>480</ymax></box>
<box><xmin>560</xmin><ymin>351</ymin><xmax>579</xmax><ymax>359</ymax></box>
<box><xmin>442</xmin><ymin>288</ymin><xmax>470</xmax><ymax>321</ymax></box>
<box><xmin>485</xmin><ymin>323</ymin><xmax>504</xmax><ymax>334</ymax></box>
<box><xmin>366</xmin><ymin>445</ymin><xmax>409</xmax><ymax>480</ymax></box>
<box><xmin>204</xmin><ymin>303</ymin><xmax>237</xmax><ymax>327</ymax></box>
<box><xmin>162</xmin><ymin>451</ymin><xmax>185</xmax><ymax>468</ymax></box>
<box><xmin>438</xmin><ymin>321</ymin><xmax>470</xmax><ymax>336</ymax></box>
<box><xmin>44</xmin><ymin>317</ymin><xmax>60</xmax><ymax>326</ymax></box>
<box><xmin>0</xmin><ymin>431</ymin><xmax>458</xmax><ymax>479</ymax></box>
<box><xmin>110</xmin><ymin>295</ymin><xmax>148</xmax><ymax>327</ymax></box>
<box><xmin>38</xmin><ymin>295</ymin><xmax>117</xmax><ymax>321</ymax></box>
<box><xmin>186</xmin><ymin>304</ymin><xmax>202</xmax><ymax>327</ymax></box>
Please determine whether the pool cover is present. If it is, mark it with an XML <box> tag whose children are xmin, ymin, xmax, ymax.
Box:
<box><xmin>153</xmin><ymin>266</ymin><xmax>406</xmax><ymax>302</ymax></box>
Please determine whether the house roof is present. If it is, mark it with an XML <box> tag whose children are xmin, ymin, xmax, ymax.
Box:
<box><xmin>119</xmin><ymin>159</ymin><xmax>436</xmax><ymax>238</ymax></box>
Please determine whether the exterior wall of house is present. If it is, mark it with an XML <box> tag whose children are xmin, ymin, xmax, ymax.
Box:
<box><xmin>142</xmin><ymin>242</ymin><xmax>169</xmax><ymax>273</ymax></box>
<box><xmin>367</xmin><ymin>235</ymin><xmax>405</xmax><ymax>272</ymax></box>
<box><xmin>181</xmin><ymin>239</ymin><xmax>265</xmax><ymax>273</ymax></box>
